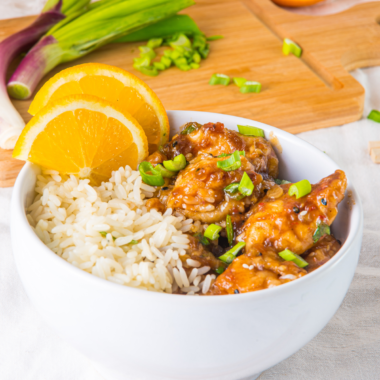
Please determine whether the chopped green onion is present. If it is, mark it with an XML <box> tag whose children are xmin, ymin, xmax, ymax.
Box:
<box><xmin>217</xmin><ymin>151</ymin><xmax>241</xmax><ymax>171</ymax></box>
<box><xmin>288</xmin><ymin>179</ymin><xmax>311</xmax><ymax>199</ymax></box>
<box><xmin>224</xmin><ymin>183</ymin><xmax>245</xmax><ymax>200</ymax></box>
<box><xmin>169</xmin><ymin>33</ymin><xmax>192</xmax><ymax>50</ymax></box>
<box><xmin>274</xmin><ymin>179</ymin><xmax>291</xmax><ymax>185</ymax></box>
<box><xmin>237</xmin><ymin>125</ymin><xmax>265</xmax><ymax>137</ymax></box>
<box><xmin>195</xmin><ymin>233</ymin><xmax>210</xmax><ymax>246</ymax></box>
<box><xmin>192</xmin><ymin>34</ymin><xmax>206</xmax><ymax>50</ymax></box>
<box><xmin>240</xmin><ymin>81</ymin><xmax>261</xmax><ymax>94</ymax></box>
<box><xmin>181</xmin><ymin>122</ymin><xmax>199</xmax><ymax>135</ymax></box>
<box><xmin>216</xmin><ymin>266</ymin><xmax>225</xmax><ymax>274</ymax></box>
<box><xmin>313</xmin><ymin>222</ymin><xmax>331</xmax><ymax>243</ymax></box>
<box><xmin>153</xmin><ymin>62</ymin><xmax>166</xmax><ymax>71</ymax></box>
<box><xmin>178</xmin><ymin>64</ymin><xmax>191</xmax><ymax>71</ymax></box>
<box><xmin>139</xmin><ymin>161</ymin><xmax>165</xmax><ymax>186</ymax></box>
<box><xmin>367</xmin><ymin>110</ymin><xmax>380</xmax><ymax>123</ymax></box>
<box><xmin>278</xmin><ymin>249</ymin><xmax>308</xmax><ymax>268</ymax></box>
<box><xmin>147</xmin><ymin>38</ymin><xmax>163</xmax><ymax>48</ymax></box>
<box><xmin>283</xmin><ymin>38</ymin><xmax>302</xmax><ymax>58</ymax></box>
<box><xmin>129</xmin><ymin>240</ymin><xmax>139</xmax><ymax>245</ymax></box>
<box><xmin>174</xmin><ymin>57</ymin><xmax>187</xmax><ymax>66</ymax></box>
<box><xmin>163</xmin><ymin>154</ymin><xmax>186</xmax><ymax>171</ymax></box>
<box><xmin>207</xmin><ymin>35</ymin><xmax>224</xmax><ymax>41</ymax></box>
<box><xmin>217</xmin><ymin>151</ymin><xmax>245</xmax><ymax>158</ymax></box>
<box><xmin>99</xmin><ymin>231</ymin><xmax>116</xmax><ymax>240</ymax></box>
<box><xmin>233</xmin><ymin>77</ymin><xmax>247</xmax><ymax>87</ymax></box>
<box><xmin>133</xmin><ymin>56</ymin><xmax>151</xmax><ymax>68</ymax></box>
<box><xmin>199</xmin><ymin>45</ymin><xmax>210</xmax><ymax>59</ymax></box>
<box><xmin>170</xmin><ymin>50</ymin><xmax>182</xmax><ymax>60</ymax></box>
<box><xmin>190</xmin><ymin>63</ymin><xmax>200</xmax><ymax>69</ymax></box>
<box><xmin>238</xmin><ymin>172</ymin><xmax>254</xmax><ymax>197</ymax></box>
<box><xmin>155</xmin><ymin>164</ymin><xmax>176</xmax><ymax>178</ymax></box>
<box><xmin>219</xmin><ymin>242</ymin><xmax>246</xmax><ymax>264</ymax></box>
<box><xmin>135</xmin><ymin>66</ymin><xmax>158</xmax><ymax>77</ymax></box>
<box><xmin>204</xmin><ymin>224</ymin><xmax>222</xmax><ymax>240</ymax></box>
<box><xmin>209</xmin><ymin>73</ymin><xmax>230</xmax><ymax>86</ymax></box>
<box><xmin>139</xmin><ymin>46</ymin><xmax>156</xmax><ymax>59</ymax></box>
<box><xmin>160</xmin><ymin>56</ymin><xmax>172</xmax><ymax>68</ymax></box>
<box><xmin>226</xmin><ymin>215</ymin><xmax>233</xmax><ymax>246</ymax></box>
<box><xmin>192</xmin><ymin>52</ymin><xmax>201</xmax><ymax>63</ymax></box>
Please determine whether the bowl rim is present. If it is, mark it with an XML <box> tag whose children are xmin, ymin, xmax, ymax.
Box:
<box><xmin>12</xmin><ymin>110</ymin><xmax>364</xmax><ymax>304</ymax></box>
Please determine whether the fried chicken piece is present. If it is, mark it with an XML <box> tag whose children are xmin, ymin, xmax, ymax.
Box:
<box><xmin>208</xmin><ymin>170</ymin><xmax>347</xmax><ymax>295</ymax></box>
<box><xmin>165</xmin><ymin>154</ymin><xmax>264</xmax><ymax>224</ymax></box>
<box><xmin>302</xmin><ymin>234</ymin><xmax>341</xmax><ymax>272</ymax></box>
<box><xmin>158</xmin><ymin>122</ymin><xmax>279</xmax><ymax>177</ymax></box>
<box><xmin>242</xmin><ymin>170</ymin><xmax>347</xmax><ymax>254</ymax></box>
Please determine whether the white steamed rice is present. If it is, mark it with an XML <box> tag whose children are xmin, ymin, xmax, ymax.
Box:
<box><xmin>26</xmin><ymin>165</ymin><xmax>215</xmax><ymax>294</ymax></box>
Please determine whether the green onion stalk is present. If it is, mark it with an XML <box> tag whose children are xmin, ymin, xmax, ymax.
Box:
<box><xmin>0</xmin><ymin>0</ymin><xmax>90</xmax><ymax>149</ymax></box>
<box><xmin>7</xmin><ymin>0</ymin><xmax>194</xmax><ymax>103</ymax></box>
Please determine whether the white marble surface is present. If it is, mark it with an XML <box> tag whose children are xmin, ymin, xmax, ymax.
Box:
<box><xmin>0</xmin><ymin>2</ymin><xmax>379</xmax><ymax>380</ymax></box>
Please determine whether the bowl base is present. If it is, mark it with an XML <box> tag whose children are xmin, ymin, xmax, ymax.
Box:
<box><xmin>92</xmin><ymin>361</ymin><xmax>262</xmax><ymax>380</ymax></box>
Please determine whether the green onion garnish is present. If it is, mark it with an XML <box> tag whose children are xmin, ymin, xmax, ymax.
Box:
<box><xmin>139</xmin><ymin>161</ymin><xmax>165</xmax><ymax>187</ymax></box>
<box><xmin>226</xmin><ymin>215</ymin><xmax>233</xmax><ymax>246</ymax></box>
<box><xmin>217</xmin><ymin>151</ymin><xmax>245</xmax><ymax>158</ymax></box>
<box><xmin>181</xmin><ymin>123</ymin><xmax>199</xmax><ymax>135</ymax></box>
<box><xmin>237</xmin><ymin>125</ymin><xmax>265</xmax><ymax>137</ymax></box>
<box><xmin>233</xmin><ymin>77</ymin><xmax>247</xmax><ymax>87</ymax></box>
<box><xmin>238</xmin><ymin>172</ymin><xmax>254</xmax><ymax>197</ymax></box>
<box><xmin>283</xmin><ymin>38</ymin><xmax>302</xmax><ymax>58</ymax></box>
<box><xmin>209</xmin><ymin>73</ymin><xmax>230</xmax><ymax>86</ymax></box>
<box><xmin>139</xmin><ymin>46</ymin><xmax>156</xmax><ymax>60</ymax></box>
<box><xmin>155</xmin><ymin>164</ymin><xmax>176</xmax><ymax>178</ymax></box>
<box><xmin>204</xmin><ymin>224</ymin><xmax>222</xmax><ymax>240</ymax></box>
<box><xmin>99</xmin><ymin>231</ymin><xmax>116</xmax><ymax>241</ymax></box>
<box><xmin>224</xmin><ymin>183</ymin><xmax>245</xmax><ymax>200</ymax></box>
<box><xmin>207</xmin><ymin>35</ymin><xmax>224</xmax><ymax>41</ymax></box>
<box><xmin>216</xmin><ymin>266</ymin><xmax>225</xmax><ymax>274</ymax></box>
<box><xmin>288</xmin><ymin>179</ymin><xmax>312</xmax><ymax>199</ymax></box>
<box><xmin>147</xmin><ymin>38</ymin><xmax>163</xmax><ymax>49</ymax></box>
<box><xmin>367</xmin><ymin>110</ymin><xmax>380</xmax><ymax>123</ymax></box>
<box><xmin>129</xmin><ymin>240</ymin><xmax>139</xmax><ymax>245</ymax></box>
<box><xmin>240</xmin><ymin>81</ymin><xmax>261</xmax><ymax>94</ymax></box>
<box><xmin>163</xmin><ymin>154</ymin><xmax>186</xmax><ymax>172</ymax></box>
<box><xmin>195</xmin><ymin>233</ymin><xmax>210</xmax><ymax>246</ymax></box>
<box><xmin>313</xmin><ymin>222</ymin><xmax>331</xmax><ymax>243</ymax></box>
<box><xmin>217</xmin><ymin>151</ymin><xmax>241</xmax><ymax>171</ymax></box>
<box><xmin>278</xmin><ymin>249</ymin><xmax>308</xmax><ymax>268</ymax></box>
<box><xmin>274</xmin><ymin>179</ymin><xmax>291</xmax><ymax>185</ymax></box>
<box><xmin>219</xmin><ymin>242</ymin><xmax>246</xmax><ymax>264</ymax></box>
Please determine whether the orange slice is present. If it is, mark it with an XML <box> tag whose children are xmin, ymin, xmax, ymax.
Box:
<box><xmin>28</xmin><ymin>63</ymin><xmax>169</xmax><ymax>153</ymax></box>
<box><xmin>14</xmin><ymin>94</ymin><xmax>148</xmax><ymax>185</ymax></box>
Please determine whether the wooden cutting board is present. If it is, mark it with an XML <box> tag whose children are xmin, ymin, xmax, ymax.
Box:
<box><xmin>2</xmin><ymin>0</ymin><xmax>380</xmax><ymax>186</ymax></box>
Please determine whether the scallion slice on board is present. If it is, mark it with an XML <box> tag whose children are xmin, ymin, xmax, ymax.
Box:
<box><xmin>288</xmin><ymin>179</ymin><xmax>311</xmax><ymax>199</ymax></box>
<box><xmin>367</xmin><ymin>110</ymin><xmax>380</xmax><ymax>123</ymax></box>
<box><xmin>204</xmin><ymin>224</ymin><xmax>222</xmax><ymax>240</ymax></box>
<box><xmin>209</xmin><ymin>73</ymin><xmax>230</xmax><ymax>86</ymax></box>
<box><xmin>313</xmin><ymin>222</ymin><xmax>331</xmax><ymax>243</ymax></box>
<box><xmin>233</xmin><ymin>77</ymin><xmax>247</xmax><ymax>87</ymax></box>
<box><xmin>217</xmin><ymin>151</ymin><xmax>241</xmax><ymax>171</ymax></box>
<box><xmin>283</xmin><ymin>38</ymin><xmax>302</xmax><ymax>58</ymax></box>
<box><xmin>278</xmin><ymin>249</ymin><xmax>308</xmax><ymax>268</ymax></box>
<box><xmin>219</xmin><ymin>242</ymin><xmax>246</xmax><ymax>264</ymax></box>
<box><xmin>237</xmin><ymin>125</ymin><xmax>265</xmax><ymax>137</ymax></box>
<box><xmin>7</xmin><ymin>0</ymin><xmax>195</xmax><ymax>100</ymax></box>
<box><xmin>226</xmin><ymin>215</ymin><xmax>234</xmax><ymax>246</ymax></box>
<box><xmin>240</xmin><ymin>81</ymin><xmax>261</xmax><ymax>94</ymax></box>
<box><xmin>238</xmin><ymin>172</ymin><xmax>254</xmax><ymax>197</ymax></box>
<box><xmin>163</xmin><ymin>154</ymin><xmax>186</xmax><ymax>171</ymax></box>
<box><xmin>139</xmin><ymin>161</ymin><xmax>165</xmax><ymax>186</ymax></box>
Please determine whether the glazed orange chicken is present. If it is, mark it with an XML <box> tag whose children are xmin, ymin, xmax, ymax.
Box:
<box><xmin>142</xmin><ymin>121</ymin><xmax>347</xmax><ymax>295</ymax></box>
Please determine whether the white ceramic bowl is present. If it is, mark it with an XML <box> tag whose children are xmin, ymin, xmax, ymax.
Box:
<box><xmin>11</xmin><ymin>111</ymin><xmax>363</xmax><ymax>380</ymax></box>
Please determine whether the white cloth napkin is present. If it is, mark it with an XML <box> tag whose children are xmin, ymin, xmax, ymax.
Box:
<box><xmin>1</xmin><ymin>2</ymin><xmax>379</xmax><ymax>380</ymax></box>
